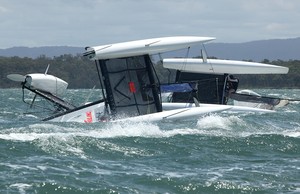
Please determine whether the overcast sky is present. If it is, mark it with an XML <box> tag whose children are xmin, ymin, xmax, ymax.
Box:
<box><xmin>0</xmin><ymin>0</ymin><xmax>299</xmax><ymax>48</ymax></box>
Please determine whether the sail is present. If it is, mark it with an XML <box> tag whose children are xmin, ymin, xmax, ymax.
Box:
<box><xmin>98</xmin><ymin>55</ymin><xmax>162</xmax><ymax>118</ymax></box>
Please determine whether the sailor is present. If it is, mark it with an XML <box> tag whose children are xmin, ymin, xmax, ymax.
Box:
<box><xmin>227</xmin><ymin>74</ymin><xmax>239</xmax><ymax>94</ymax></box>
<box><xmin>223</xmin><ymin>74</ymin><xmax>239</xmax><ymax>104</ymax></box>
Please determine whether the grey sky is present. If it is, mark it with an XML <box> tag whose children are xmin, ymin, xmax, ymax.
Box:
<box><xmin>0</xmin><ymin>0</ymin><xmax>299</xmax><ymax>48</ymax></box>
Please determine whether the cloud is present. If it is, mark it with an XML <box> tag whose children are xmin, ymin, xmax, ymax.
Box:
<box><xmin>0</xmin><ymin>6</ymin><xmax>9</xmax><ymax>13</ymax></box>
<box><xmin>265</xmin><ymin>23</ymin><xmax>287</xmax><ymax>31</ymax></box>
<box><xmin>0</xmin><ymin>0</ymin><xmax>300</xmax><ymax>48</ymax></box>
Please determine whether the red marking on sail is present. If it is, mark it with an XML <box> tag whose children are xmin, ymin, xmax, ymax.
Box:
<box><xmin>129</xmin><ymin>81</ymin><xmax>136</xmax><ymax>93</ymax></box>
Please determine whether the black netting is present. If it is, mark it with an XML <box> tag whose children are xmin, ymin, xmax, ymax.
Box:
<box><xmin>100</xmin><ymin>55</ymin><xmax>160</xmax><ymax>117</ymax></box>
<box><xmin>172</xmin><ymin>72</ymin><xmax>226</xmax><ymax>104</ymax></box>
<box><xmin>230</xmin><ymin>93</ymin><xmax>281</xmax><ymax>106</ymax></box>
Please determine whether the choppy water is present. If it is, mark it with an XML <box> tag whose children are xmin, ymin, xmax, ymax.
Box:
<box><xmin>1</xmin><ymin>88</ymin><xmax>299</xmax><ymax>193</ymax></box>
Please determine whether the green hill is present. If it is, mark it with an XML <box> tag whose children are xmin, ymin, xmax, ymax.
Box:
<box><xmin>1</xmin><ymin>55</ymin><xmax>299</xmax><ymax>89</ymax></box>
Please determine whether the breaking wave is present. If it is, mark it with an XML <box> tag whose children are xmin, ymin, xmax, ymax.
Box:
<box><xmin>1</xmin><ymin>112</ymin><xmax>299</xmax><ymax>144</ymax></box>
<box><xmin>0</xmin><ymin>114</ymin><xmax>299</xmax><ymax>157</ymax></box>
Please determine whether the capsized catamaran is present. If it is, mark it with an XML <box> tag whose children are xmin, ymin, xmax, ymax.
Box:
<box><xmin>7</xmin><ymin>36</ymin><xmax>280</xmax><ymax>123</ymax></box>
<box><xmin>7</xmin><ymin>36</ymin><xmax>234</xmax><ymax>123</ymax></box>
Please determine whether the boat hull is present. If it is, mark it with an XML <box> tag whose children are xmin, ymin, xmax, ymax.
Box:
<box><xmin>162</xmin><ymin>102</ymin><xmax>275</xmax><ymax>113</ymax></box>
<box><xmin>84</xmin><ymin>36</ymin><xmax>215</xmax><ymax>60</ymax></box>
<box><xmin>115</xmin><ymin>106</ymin><xmax>231</xmax><ymax>122</ymax></box>
<box><xmin>47</xmin><ymin>101</ymin><xmax>232</xmax><ymax>123</ymax></box>
<box><xmin>48</xmin><ymin>102</ymin><xmax>106</xmax><ymax>123</ymax></box>
<box><xmin>163</xmin><ymin>58</ymin><xmax>289</xmax><ymax>74</ymax></box>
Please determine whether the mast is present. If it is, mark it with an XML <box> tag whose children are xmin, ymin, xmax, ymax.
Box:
<box><xmin>98</xmin><ymin>59</ymin><xmax>117</xmax><ymax>115</ymax></box>
<box><xmin>144</xmin><ymin>55</ymin><xmax>162</xmax><ymax>112</ymax></box>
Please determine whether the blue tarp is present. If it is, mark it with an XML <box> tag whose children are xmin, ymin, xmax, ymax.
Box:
<box><xmin>160</xmin><ymin>83</ymin><xmax>195</xmax><ymax>93</ymax></box>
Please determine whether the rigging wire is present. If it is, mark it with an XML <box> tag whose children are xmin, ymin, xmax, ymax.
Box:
<box><xmin>177</xmin><ymin>47</ymin><xmax>191</xmax><ymax>81</ymax></box>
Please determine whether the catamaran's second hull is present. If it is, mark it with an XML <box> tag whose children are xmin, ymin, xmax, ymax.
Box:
<box><xmin>163</xmin><ymin>58</ymin><xmax>289</xmax><ymax>74</ymax></box>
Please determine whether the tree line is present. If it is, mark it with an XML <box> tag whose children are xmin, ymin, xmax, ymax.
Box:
<box><xmin>1</xmin><ymin>55</ymin><xmax>299</xmax><ymax>89</ymax></box>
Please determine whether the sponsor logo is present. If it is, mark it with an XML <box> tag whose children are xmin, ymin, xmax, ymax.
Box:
<box><xmin>84</xmin><ymin>111</ymin><xmax>93</xmax><ymax>123</ymax></box>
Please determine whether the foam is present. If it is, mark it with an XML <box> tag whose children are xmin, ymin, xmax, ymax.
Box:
<box><xmin>1</xmin><ymin>117</ymin><xmax>298</xmax><ymax>158</ymax></box>
<box><xmin>9</xmin><ymin>183</ymin><xmax>32</xmax><ymax>194</ymax></box>
<box><xmin>1</xmin><ymin>116</ymin><xmax>299</xmax><ymax>143</ymax></box>
<box><xmin>197</xmin><ymin>114</ymin><xmax>247</xmax><ymax>131</ymax></box>
<box><xmin>282</xmin><ymin>130</ymin><xmax>300</xmax><ymax>138</ymax></box>
<box><xmin>195</xmin><ymin>113</ymin><xmax>300</xmax><ymax>138</ymax></box>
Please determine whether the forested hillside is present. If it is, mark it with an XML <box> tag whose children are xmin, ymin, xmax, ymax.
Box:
<box><xmin>1</xmin><ymin>55</ymin><xmax>299</xmax><ymax>89</ymax></box>
<box><xmin>238</xmin><ymin>59</ymin><xmax>300</xmax><ymax>88</ymax></box>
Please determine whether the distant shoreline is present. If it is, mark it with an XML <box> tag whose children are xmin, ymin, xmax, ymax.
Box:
<box><xmin>1</xmin><ymin>56</ymin><xmax>299</xmax><ymax>89</ymax></box>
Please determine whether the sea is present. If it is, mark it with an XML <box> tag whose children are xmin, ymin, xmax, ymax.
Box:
<box><xmin>0</xmin><ymin>88</ymin><xmax>299</xmax><ymax>194</ymax></box>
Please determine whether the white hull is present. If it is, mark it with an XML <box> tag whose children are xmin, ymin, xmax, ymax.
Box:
<box><xmin>84</xmin><ymin>36</ymin><xmax>215</xmax><ymax>60</ymax></box>
<box><xmin>162</xmin><ymin>102</ymin><xmax>275</xmax><ymax>113</ymax></box>
<box><xmin>163</xmin><ymin>58</ymin><xmax>289</xmax><ymax>74</ymax></box>
<box><xmin>115</xmin><ymin>106</ymin><xmax>230</xmax><ymax>122</ymax></box>
<box><xmin>48</xmin><ymin>100</ymin><xmax>274</xmax><ymax>123</ymax></box>
<box><xmin>48</xmin><ymin>101</ymin><xmax>231</xmax><ymax>123</ymax></box>
<box><xmin>49</xmin><ymin>102</ymin><xmax>106</xmax><ymax>123</ymax></box>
